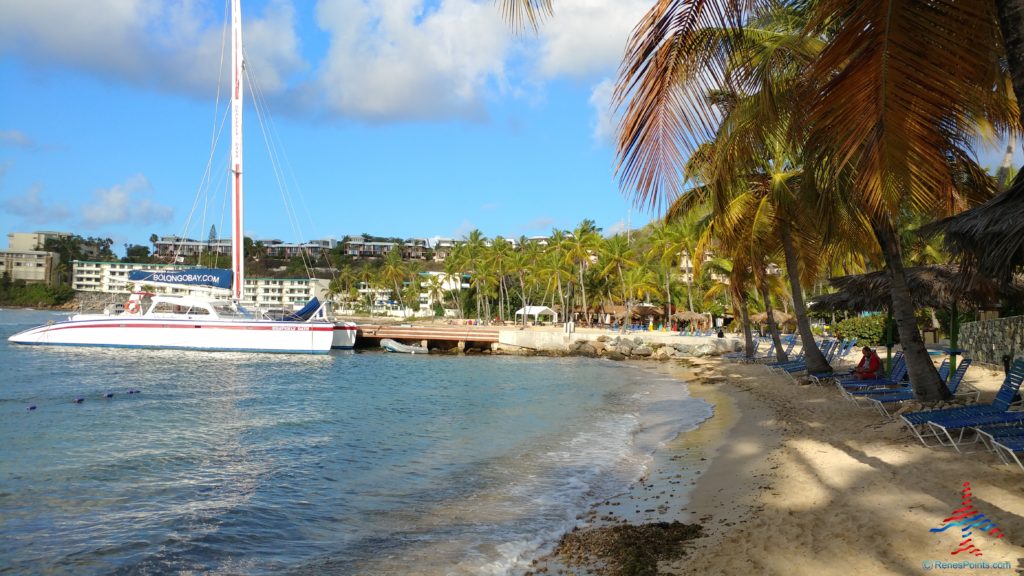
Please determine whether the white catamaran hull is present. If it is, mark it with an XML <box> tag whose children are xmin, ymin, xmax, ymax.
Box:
<box><xmin>332</xmin><ymin>322</ymin><xmax>358</xmax><ymax>350</ymax></box>
<box><xmin>8</xmin><ymin>317</ymin><xmax>335</xmax><ymax>354</ymax></box>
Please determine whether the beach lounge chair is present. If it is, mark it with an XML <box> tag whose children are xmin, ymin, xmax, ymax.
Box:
<box><xmin>752</xmin><ymin>336</ymin><xmax>798</xmax><ymax>364</ymax></box>
<box><xmin>835</xmin><ymin>354</ymin><xmax>908</xmax><ymax>399</ymax></box>
<box><xmin>770</xmin><ymin>340</ymin><xmax>836</xmax><ymax>376</ymax></box>
<box><xmin>973</xmin><ymin>422</ymin><xmax>1024</xmax><ymax>468</ymax></box>
<box><xmin>900</xmin><ymin>358</ymin><xmax>1024</xmax><ymax>449</ymax></box>
<box><xmin>724</xmin><ymin>338</ymin><xmax>764</xmax><ymax>361</ymax></box>
<box><xmin>864</xmin><ymin>359</ymin><xmax>977</xmax><ymax>417</ymax></box>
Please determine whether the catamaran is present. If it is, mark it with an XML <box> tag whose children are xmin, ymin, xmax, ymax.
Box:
<box><xmin>8</xmin><ymin>0</ymin><xmax>356</xmax><ymax>354</ymax></box>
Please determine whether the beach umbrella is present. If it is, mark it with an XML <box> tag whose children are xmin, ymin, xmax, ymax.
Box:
<box><xmin>926</xmin><ymin>171</ymin><xmax>1024</xmax><ymax>285</ymax></box>
<box><xmin>673</xmin><ymin>310</ymin><xmax>706</xmax><ymax>322</ymax></box>
<box><xmin>750</xmin><ymin>310</ymin><xmax>794</xmax><ymax>325</ymax></box>
<box><xmin>812</xmin><ymin>265</ymin><xmax>1024</xmax><ymax>376</ymax></box>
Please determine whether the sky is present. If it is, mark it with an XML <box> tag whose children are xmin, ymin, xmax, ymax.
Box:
<box><xmin>0</xmin><ymin>0</ymin><xmax>663</xmax><ymax>255</ymax></box>
<box><xmin>1</xmin><ymin>1</ymin><xmax>1019</xmax><ymax>256</ymax></box>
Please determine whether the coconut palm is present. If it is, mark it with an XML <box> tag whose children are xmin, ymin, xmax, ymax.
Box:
<box><xmin>564</xmin><ymin>220</ymin><xmax>601</xmax><ymax>325</ymax></box>
<box><xmin>379</xmin><ymin>248</ymin><xmax>408</xmax><ymax>318</ymax></box>
<box><xmin>613</xmin><ymin>0</ymin><xmax>1016</xmax><ymax>399</ymax></box>
<box><xmin>600</xmin><ymin>234</ymin><xmax>637</xmax><ymax>331</ymax></box>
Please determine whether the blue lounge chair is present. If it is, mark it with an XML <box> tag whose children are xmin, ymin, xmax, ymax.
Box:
<box><xmin>724</xmin><ymin>338</ymin><xmax>764</xmax><ymax>361</ymax></box>
<box><xmin>865</xmin><ymin>359</ymin><xmax>976</xmax><ymax>417</ymax></box>
<box><xmin>900</xmin><ymin>358</ymin><xmax>1024</xmax><ymax>449</ymax></box>
<box><xmin>836</xmin><ymin>355</ymin><xmax>907</xmax><ymax>399</ymax></box>
<box><xmin>749</xmin><ymin>335</ymin><xmax>797</xmax><ymax>364</ymax></box>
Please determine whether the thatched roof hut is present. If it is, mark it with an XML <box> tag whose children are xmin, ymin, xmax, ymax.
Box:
<box><xmin>926</xmin><ymin>171</ymin><xmax>1024</xmax><ymax>284</ymax></box>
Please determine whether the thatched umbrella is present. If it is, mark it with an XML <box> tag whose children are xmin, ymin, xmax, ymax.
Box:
<box><xmin>925</xmin><ymin>171</ymin><xmax>1024</xmax><ymax>285</ymax></box>
<box><xmin>811</xmin><ymin>264</ymin><xmax>1024</xmax><ymax>376</ymax></box>
<box><xmin>750</xmin><ymin>310</ymin><xmax>794</xmax><ymax>325</ymax></box>
<box><xmin>673</xmin><ymin>310</ymin><xmax>705</xmax><ymax>322</ymax></box>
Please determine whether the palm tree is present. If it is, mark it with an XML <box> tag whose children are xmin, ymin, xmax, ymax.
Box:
<box><xmin>379</xmin><ymin>248</ymin><xmax>409</xmax><ymax>317</ymax></box>
<box><xmin>600</xmin><ymin>234</ymin><xmax>637</xmax><ymax>331</ymax></box>
<box><xmin>612</xmin><ymin>1</ymin><xmax>1016</xmax><ymax>399</ymax></box>
<box><xmin>564</xmin><ymin>220</ymin><xmax>601</xmax><ymax>325</ymax></box>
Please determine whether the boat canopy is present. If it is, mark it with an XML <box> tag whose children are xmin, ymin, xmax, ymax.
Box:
<box><xmin>128</xmin><ymin>268</ymin><xmax>232</xmax><ymax>290</ymax></box>
<box><xmin>282</xmin><ymin>297</ymin><xmax>321</xmax><ymax>321</ymax></box>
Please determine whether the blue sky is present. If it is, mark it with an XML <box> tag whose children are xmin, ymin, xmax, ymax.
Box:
<box><xmin>0</xmin><ymin>0</ymin><xmax>659</xmax><ymax>254</ymax></box>
<box><xmin>1</xmin><ymin>0</ymin><xmax>1019</xmax><ymax>256</ymax></box>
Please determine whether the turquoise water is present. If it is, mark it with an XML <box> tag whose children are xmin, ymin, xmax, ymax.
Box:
<box><xmin>0</xmin><ymin>309</ymin><xmax>711</xmax><ymax>575</ymax></box>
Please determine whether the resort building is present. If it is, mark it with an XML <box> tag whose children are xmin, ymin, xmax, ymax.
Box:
<box><xmin>341</xmin><ymin>237</ymin><xmax>430</xmax><ymax>260</ymax></box>
<box><xmin>7</xmin><ymin>231</ymin><xmax>73</xmax><ymax>252</ymax></box>
<box><xmin>431</xmin><ymin>238</ymin><xmax>464</xmax><ymax>262</ymax></box>
<box><xmin>154</xmin><ymin>236</ymin><xmax>337</xmax><ymax>260</ymax></box>
<box><xmin>71</xmin><ymin>260</ymin><xmax>327</xmax><ymax>310</ymax></box>
<box><xmin>1</xmin><ymin>250</ymin><xmax>61</xmax><ymax>285</ymax></box>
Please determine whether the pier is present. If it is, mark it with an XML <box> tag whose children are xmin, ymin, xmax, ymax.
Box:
<box><xmin>355</xmin><ymin>324</ymin><xmax>500</xmax><ymax>352</ymax></box>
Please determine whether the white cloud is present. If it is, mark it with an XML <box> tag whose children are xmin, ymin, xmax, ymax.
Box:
<box><xmin>0</xmin><ymin>0</ymin><xmax>305</xmax><ymax>98</ymax></box>
<box><xmin>314</xmin><ymin>0</ymin><xmax>512</xmax><ymax>120</ymax></box>
<box><xmin>0</xmin><ymin>130</ymin><xmax>35</xmax><ymax>149</ymax></box>
<box><xmin>588</xmin><ymin>77</ymin><xmax>616</xmax><ymax>145</ymax></box>
<box><xmin>521</xmin><ymin>217</ymin><xmax>555</xmax><ymax>231</ymax></box>
<box><xmin>536</xmin><ymin>0</ymin><xmax>649</xmax><ymax>78</ymax></box>
<box><xmin>80</xmin><ymin>174</ymin><xmax>174</xmax><ymax>227</ymax></box>
<box><xmin>1</xmin><ymin>183</ymin><xmax>72</xmax><ymax>223</ymax></box>
<box><xmin>605</xmin><ymin>218</ymin><xmax>627</xmax><ymax>236</ymax></box>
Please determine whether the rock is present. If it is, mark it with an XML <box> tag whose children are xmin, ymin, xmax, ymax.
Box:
<box><xmin>605</xmin><ymin>350</ymin><xmax>627</xmax><ymax>361</ymax></box>
<box><xmin>653</xmin><ymin>346</ymin><xmax>676</xmax><ymax>360</ymax></box>
<box><xmin>597</xmin><ymin>335</ymin><xmax>612</xmax><ymax>343</ymax></box>
<box><xmin>632</xmin><ymin>345</ymin><xmax>654</xmax><ymax>357</ymax></box>
<box><xmin>673</xmin><ymin>344</ymin><xmax>694</xmax><ymax>355</ymax></box>
<box><xmin>617</xmin><ymin>340</ymin><xmax>635</xmax><ymax>353</ymax></box>
<box><xmin>572</xmin><ymin>343</ymin><xmax>598</xmax><ymax>358</ymax></box>
<box><xmin>693</xmin><ymin>343</ymin><xmax>719</xmax><ymax>357</ymax></box>
<box><xmin>590</xmin><ymin>340</ymin><xmax>607</xmax><ymax>354</ymax></box>
<box><xmin>634</xmin><ymin>337</ymin><xmax>645</xmax><ymax>345</ymax></box>
<box><xmin>616</xmin><ymin>345</ymin><xmax>634</xmax><ymax>356</ymax></box>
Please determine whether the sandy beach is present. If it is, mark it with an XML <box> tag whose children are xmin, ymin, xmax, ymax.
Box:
<box><xmin>535</xmin><ymin>355</ymin><xmax>1024</xmax><ymax>575</ymax></box>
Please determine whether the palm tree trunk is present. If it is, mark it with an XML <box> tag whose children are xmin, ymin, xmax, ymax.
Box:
<box><xmin>686</xmin><ymin>274</ymin><xmax>694</xmax><ymax>312</ymax></box>
<box><xmin>873</xmin><ymin>219</ymin><xmax>949</xmax><ymax>401</ymax></box>
<box><xmin>578</xmin><ymin>265</ymin><xmax>589</xmax><ymax>326</ymax></box>
<box><xmin>996</xmin><ymin>133</ymin><xmax>1018</xmax><ymax>191</ymax></box>
<box><xmin>736</xmin><ymin>288</ymin><xmax>754</xmax><ymax>357</ymax></box>
<box><xmin>757</xmin><ymin>272</ymin><xmax>785</xmax><ymax>363</ymax></box>
<box><xmin>779</xmin><ymin>220</ymin><xmax>828</xmax><ymax>370</ymax></box>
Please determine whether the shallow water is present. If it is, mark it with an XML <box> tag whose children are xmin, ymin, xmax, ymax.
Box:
<box><xmin>0</xmin><ymin>309</ymin><xmax>711</xmax><ymax>575</ymax></box>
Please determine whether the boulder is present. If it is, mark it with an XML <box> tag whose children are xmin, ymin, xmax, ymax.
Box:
<box><xmin>693</xmin><ymin>343</ymin><xmax>719</xmax><ymax>357</ymax></box>
<box><xmin>590</xmin><ymin>340</ymin><xmax>607</xmax><ymax>354</ymax></box>
<box><xmin>653</xmin><ymin>346</ymin><xmax>677</xmax><ymax>360</ymax></box>
<box><xmin>572</xmin><ymin>343</ymin><xmax>599</xmax><ymax>358</ymax></box>
<box><xmin>632</xmin><ymin>345</ymin><xmax>654</xmax><ymax>357</ymax></box>
<box><xmin>673</xmin><ymin>344</ymin><xmax>694</xmax><ymax>355</ymax></box>
<box><xmin>605</xmin><ymin>350</ymin><xmax>627</xmax><ymax>361</ymax></box>
<box><xmin>597</xmin><ymin>335</ymin><xmax>612</xmax><ymax>343</ymax></box>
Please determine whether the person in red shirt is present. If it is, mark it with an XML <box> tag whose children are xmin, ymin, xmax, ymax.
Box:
<box><xmin>854</xmin><ymin>346</ymin><xmax>881</xmax><ymax>379</ymax></box>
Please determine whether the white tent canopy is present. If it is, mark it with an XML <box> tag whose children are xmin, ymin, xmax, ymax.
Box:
<box><xmin>514</xmin><ymin>306</ymin><xmax>559</xmax><ymax>322</ymax></box>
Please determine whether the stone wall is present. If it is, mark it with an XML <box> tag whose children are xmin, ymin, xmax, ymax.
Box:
<box><xmin>959</xmin><ymin>315</ymin><xmax>1024</xmax><ymax>365</ymax></box>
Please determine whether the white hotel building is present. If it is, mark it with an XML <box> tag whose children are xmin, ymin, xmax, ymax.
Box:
<box><xmin>71</xmin><ymin>260</ymin><xmax>329</xmax><ymax>310</ymax></box>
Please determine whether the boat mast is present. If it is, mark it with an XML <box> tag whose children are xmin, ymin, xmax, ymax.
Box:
<box><xmin>230</xmin><ymin>0</ymin><xmax>245</xmax><ymax>301</ymax></box>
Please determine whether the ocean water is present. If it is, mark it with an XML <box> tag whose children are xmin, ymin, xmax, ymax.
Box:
<box><xmin>0</xmin><ymin>309</ymin><xmax>712</xmax><ymax>575</ymax></box>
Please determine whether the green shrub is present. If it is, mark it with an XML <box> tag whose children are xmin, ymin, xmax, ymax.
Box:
<box><xmin>834</xmin><ymin>314</ymin><xmax>892</xmax><ymax>347</ymax></box>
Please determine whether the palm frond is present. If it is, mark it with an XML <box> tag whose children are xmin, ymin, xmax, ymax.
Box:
<box><xmin>496</xmin><ymin>0</ymin><xmax>553</xmax><ymax>33</ymax></box>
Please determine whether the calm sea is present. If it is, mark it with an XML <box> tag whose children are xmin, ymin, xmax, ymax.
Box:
<box><xmin>0</xmin><ymin>309</ymin><xmax>712</xmax><ymax>575</ymax></box>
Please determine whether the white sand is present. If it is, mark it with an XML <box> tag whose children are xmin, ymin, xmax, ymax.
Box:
<box><xmin>535</xmin><ymin>356</ymin><xmax>1024</xmax><ymax>575</ymax></box>
<box><xmin>663</xmin><ymin>358</ymin><xmax>1024</xmax><ymax>575</ymax></box>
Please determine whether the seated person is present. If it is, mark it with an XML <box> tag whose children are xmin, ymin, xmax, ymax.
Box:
<box><xmin>853</xmin><ymin>346</ymin><xmax>881</xmax><ymax>380</ymax></box>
